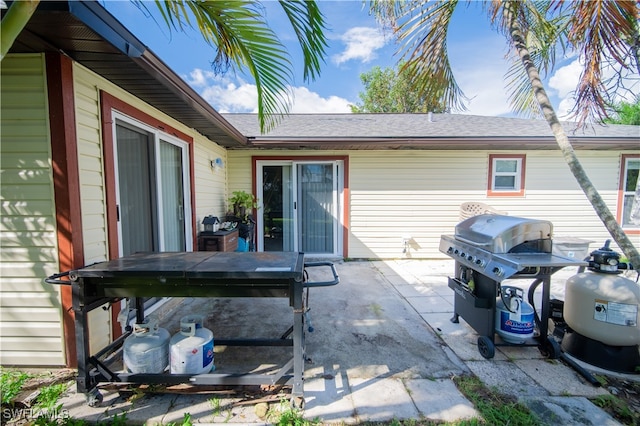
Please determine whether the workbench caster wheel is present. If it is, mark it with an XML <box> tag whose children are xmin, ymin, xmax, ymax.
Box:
<box><xmin>291</xmin><ymin>396</ymin><xmax>305</xmax><ymax>410</ymax></box>
<box><xmin>539</xmin><ymin>337</ymin><xmax>561</xmax><ymax>359</ymax></box>
<box><xmin>85</xmin><ymin>389</ymin><xmax>103</xmax><ymax>407</ymax></box>
<box><xmin>477</xmin><ymin>336</ymin><xmax>495</xmax><ymax>359</ymax></box>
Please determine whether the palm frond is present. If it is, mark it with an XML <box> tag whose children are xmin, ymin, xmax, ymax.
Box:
<box><xmin>138</xmin><ymin>1</ymin><xmax>332</xmax><ymax>132</ymax></box>
<box><xmin>493</xmin><ymin>1</ymin><xmax>570</xmax><ymax>118</ymax></box>
<box><xmin>369</xmin><ymin>0</ymin><xmax>408</xmax><ymax>29</ymax></box>
<box><xmin>278</xmin><ymin>0</ymin><xmax>328</xmax><ymax>82</ymax></box>
<box><xmin>553</xmin><ymin>0</ymin><xmax>639</xmax><ymax>124</ymax></box>
<box><xmin>375</xmin><ymin>0</ymin><xmax>467</xmax><ymax>112</ymax></box>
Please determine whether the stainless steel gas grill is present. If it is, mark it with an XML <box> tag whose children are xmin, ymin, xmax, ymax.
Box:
<box><xmin>439</xmin><ymin>214</ymin><xmax>586</xmax><ymax>359</ymax></box>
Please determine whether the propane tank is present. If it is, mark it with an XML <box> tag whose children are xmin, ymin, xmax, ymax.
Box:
<box><xmin>123</xmin><ymin>317</ymin><xmax>170</xmax><ymax>374</ymax></box>
<box><xmin>564</xmin><ymin>241</ymin><xmax>639</xmax><ymax>347</ymax></box>
<box><xmin>170</xmin><ymin>315</ymin><xmax>214</xmax><ymax>374</ymax></box>
<box><xmin>495</xmin><ymin>286</ymin><xmax>535</xmax><ymax>344</ymax></box>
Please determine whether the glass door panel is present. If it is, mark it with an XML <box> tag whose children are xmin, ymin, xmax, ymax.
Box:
<box><xmin>115</xmin><ymin>124</ymin><xmax>156</xmax><ymax>256</ymax></box>
<box><xmin>261</xmin><ymin>165</ymin><xmax>293</xmax><ymax>251</ymax></box>
<box><xmin>159</xmin><ymin>140</ymin><xmax>185</xmax><ymax>251</ymax></box>
<box><xmin>297</xmin><ymin>164</ymin><xmax>335</xmax><ymax>254</ymax></box>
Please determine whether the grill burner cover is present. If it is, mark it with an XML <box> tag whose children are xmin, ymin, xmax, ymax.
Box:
<box><xmin>454</xmin><ymin>214</ymin><xmax>552</xmax><ymax>254</ymax></box>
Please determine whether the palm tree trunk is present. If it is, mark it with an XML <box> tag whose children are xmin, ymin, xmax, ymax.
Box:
<box><xmin>0</xmin><ymin>0</ymin><xmax>39</xmax><ymax>61</ymax></box>
<box><xmin>504</xmin><ymin>1</ymin><xmax>640</xmax><ymax>269</ymax></box>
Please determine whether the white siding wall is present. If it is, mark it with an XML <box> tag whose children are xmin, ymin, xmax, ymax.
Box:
<box><xmin>0</xmin><ymin>54</ymin><xmax>65</xmax><ymax>365</ymax></box>
<box><xmin>227</xmin><ymin>150</ymin><xmax>254</xmax><ymax>202</ymax></box>
<box><xmin>72</xmin><ymin>63</ymin><xmax>228</xmax><ymax>254</ymax></box>
<box><xmin>227</xmin><ymin>149</ymin><xmax>638</xmax><ymax>259</ymax></box>
<box><xmin>72</xmin><ymin>64</ymin><xmax>229</xmax><ymax>354</ymax></box>
<box><xmin>193</xmin><ymin>142</ymin><xmax>228</xmax><ymax>227</ymax></box>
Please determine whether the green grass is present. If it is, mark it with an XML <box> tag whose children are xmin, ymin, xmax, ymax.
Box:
<box><xmin>1</xmin><ymin>368</ymin><xmax>32</xmax><ymax>404</ymax></box>
<box><xmin>591</xmin><ymin>394</ymin><xmax>639</xmax><ymax>425</ymax></box>
<box><xmin>453</xmin><ymin>374</ymin><xmax>540</xmax><ymax>426</ymax></box>
<box><xmin>2</xmin><ymin>369</ymin><xmax>592</xmax><ymax>426</ymax></box>
<box><xmin>266</xmin><ymin>400</ymin><xmax>321</xmax><ymax>426</ymax></box>
<box><xmin>36</xmin><ymin>383</ymin><xmax>70</xmax><ymax>409</ymax></box>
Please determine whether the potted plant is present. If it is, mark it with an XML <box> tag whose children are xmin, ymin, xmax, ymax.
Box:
<box><xmin>228</xmin><ymin>190</ymin><xmax>257</xmax><ymax>222</ymax></box>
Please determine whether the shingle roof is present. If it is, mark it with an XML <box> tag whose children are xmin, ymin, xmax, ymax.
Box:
<box><xmin>223</xmin><ymin>113</ymin><xmax>639</xmax><ymax>150</ymax></box>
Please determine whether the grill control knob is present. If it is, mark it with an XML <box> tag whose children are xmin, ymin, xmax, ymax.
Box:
<box><xmin>492</xmin><ymin>267</ymin><xmax>504</xmax><ymax>277</ymax></box>
<box><xmin>447</xmin><ymin>247</ymin><xmax>454</xmax><ymax>254</ymax></box>
<box><xmin>467</xmin><ymin>255</ymin><xmax>474</xmax><ymax>261</ymax></box>
<box><xmin>460</xmin><ymin>252</ymin><xmax>466</xmax><ymax>258</ymax></box>
<box><xmin>475</xmin><ymin>258</ymin><xmax>485</xmax><ymax>267</ymax></box>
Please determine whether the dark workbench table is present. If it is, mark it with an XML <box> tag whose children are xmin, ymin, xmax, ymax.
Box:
<box><xmin>63</xmin><ymin>251</ymin><xmax>314</xmax><ymax>407</ymax></box>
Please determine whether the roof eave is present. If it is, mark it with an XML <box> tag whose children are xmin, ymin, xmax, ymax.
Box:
<box><xmin>238</xmin><ymin>136</ymin><xmax>639</xmax><ymax>150</ymax></box>
<box><xmin>134</xmin><ymin>51</ymin><xmax>247</xmax><ymax>146</ymax></box>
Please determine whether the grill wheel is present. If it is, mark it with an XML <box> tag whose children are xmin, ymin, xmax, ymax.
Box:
<box><xmin>477</xmin><ymin>336</ymin><xmax>495</xmax><ymax>359</ymax></box>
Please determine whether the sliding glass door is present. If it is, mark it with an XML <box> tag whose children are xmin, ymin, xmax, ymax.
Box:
<box><xmin>297</xmin><ymin>163</ymin><xmax>336</xmax><ymax>253</ymax></box>
<box><xmin>113</xmin><ymin>114</ymin><xmax>191</xmax><ymax>256</ymax></box>
<box><xmin>258</xmin><ymin>160</ymin><xmax>342</xmax><ymax>256</ymax></box>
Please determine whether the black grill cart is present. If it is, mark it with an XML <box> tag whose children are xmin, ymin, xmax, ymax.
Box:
<box><xmin>46</xmin><ymin>251</ymin><xmax>338</xmax><ymax>408</ymax></box>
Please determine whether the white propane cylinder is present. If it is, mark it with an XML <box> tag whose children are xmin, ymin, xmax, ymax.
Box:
<box><xmin>170</xmin><ymin>315</ymin><xmax>214</xmax><ymax>374</ymax></box>
<box><xmin>495</xmin><ymin>286</ymin><xmax>535</xmax><ymax>344</ymax></box>
<box><xmin>564</xmin><ymin>272</ymin><xmax>640</xmax><ymax>347</ymax></box>
<box><xmin>123</xmin><ymin>318</ymin><xmax>170</xmax><ymax>374</ymax></box>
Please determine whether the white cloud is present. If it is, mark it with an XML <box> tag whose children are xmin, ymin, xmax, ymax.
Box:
<box><xmin>184</xmin><ymin>68</ymin><xmax>352</xmax><ymax>114</ymax></box>
<box><xmin>453</xmin><ymin>59</ymin><xmax>513</xmax><ymax>117</ymax></box>
<box><xmin>548</xmin><ymin>58</ymin><xmax>640</xmax><ymax>119</ymax></box>
<box><xmin>200</xmin><ymin>81</ymin><xmax>259</xmax><ymax>113</ymax></box>
<box><xmin>332</xmin><ymin>27</ymin><xmax>387</xmax><ymax>65</ymax></box>
<box><xmin>549</xmin><ymin>59</ymin><xmax>581</xmax><ymax>98</ymax></box>
<box><xmin>185</xmin><ymin>68</ymin><xmax>216</xmax><ymax>88</ymax></box>
<box><xmin>462</xmin><ymin>81</ymin><xmax>512</xmax><ymax>117</ymax></box>
<box><xmin>290</xmin><ymin>87</ymin><xmax>351</xmax><ymax>113</ymax></box>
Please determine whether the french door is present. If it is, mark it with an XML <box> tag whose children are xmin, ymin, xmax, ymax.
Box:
<box><xmin>112</xmin><ymin>113</ymin><xmax>192</xmax><ymax>256</ymax></box>
<box><xmin>257</xmin><ymin>160</ymin><xmax>343</xmax><ymax>256</ymax></box>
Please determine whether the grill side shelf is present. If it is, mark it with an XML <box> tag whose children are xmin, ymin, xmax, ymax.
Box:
<box><xmin>448</xmin><ymin>277</ymin><xmax>491</xmax><ymax>309</ymax></box>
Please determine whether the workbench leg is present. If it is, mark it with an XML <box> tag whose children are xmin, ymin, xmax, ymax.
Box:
<box><xmin>72</xmin><ymin>282</ymin><xmax>91</xmax><ymax>395</ymax></box>
<box><xmin>134</xmin><ymin>297</ymin><xmax>145</xmax><ymax>323</ymax></box>
<box><xmin>291</xmin><ymin>283</ymin><xmax>305</xmax><ymax>408</ymax></box>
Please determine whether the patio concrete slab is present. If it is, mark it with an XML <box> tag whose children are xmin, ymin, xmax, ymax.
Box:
<box><xmin>520</xmin><ymin>396</ymin><xmax>621</xmax><ymax>426</ymax></box>
<box><xmin>515</xmin><ymin>358</ymin><xmax>610</xmax><ymax>397</ymax></box>
<box><xmin>302</xmin><ymin>374</ymin><xmax>356</xmax><ymax>424</ymax></box>
<box><xmin>347</xmin><ymin>377</ymin><xmax>419</xmax><ymax>422</ymax></box>
<box><xmin>49</xmin><ymin>259</ymin><xmax>628</xmax><ymax>425</ymax></box>
<box><xmin>405</xmin><ymin>378</ymin><xmax>479</xmax><ymax>422</ymax></box>
<box><xmin>465</xmin><ymin>360</ymin><xmax>551</xmax><ymax>398</ymax></box>
<box><xmin>404</xmin><ymin>295</ymin><xmax>453</xmax><ymax>314</ymax></box>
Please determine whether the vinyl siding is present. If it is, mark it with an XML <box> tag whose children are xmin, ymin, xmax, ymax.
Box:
<box><xmin>73</xmin><ymin>69</ymin><xmax>109</xmax><ymax>264</ymax></box>
<box><xmin>0</xmin><ymin>54</ymin><xmax>65</xmax><ymax>365</ymax></box>
<box><xmin>227</xmin><ymin>149</ymin><xmax>638</xmax><ymax>259</ymax></box>
<box><xmin>193</xmin><ymin>142</ymin><xmax>228</xmax><ymax>224</ymax></box>
<box><xmin>2</xmin><ymin>56</ymin><xmax>243</xmax><ymax>366</ymax></box>
<box><xmin>73</xmin><ymin>63</ymin><xmax>229</xmax><ymax>244</ymax></box>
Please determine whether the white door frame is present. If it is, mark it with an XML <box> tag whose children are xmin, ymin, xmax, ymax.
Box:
<box><xmin>111</xmin><ymin>111</ymin><xmax>193</xmax><ymax>256</ymax></box>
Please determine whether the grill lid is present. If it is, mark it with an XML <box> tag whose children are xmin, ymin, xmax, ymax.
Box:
<box><xmin>454</xmin><ymin>214</ymin><xmax>553</xmax><ymax>253</ymax></box>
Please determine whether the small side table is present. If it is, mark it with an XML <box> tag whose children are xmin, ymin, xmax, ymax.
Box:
<box><xmin>198</xmin><ymin>229</ymin><xmax>239</xmax><ymax>252</ymax></box>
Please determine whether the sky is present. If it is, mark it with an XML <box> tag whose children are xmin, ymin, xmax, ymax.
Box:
<box><xmin>101</xmin><ymin>1</ymin><xmax>633</xmax><ymax>120</ymax></box>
